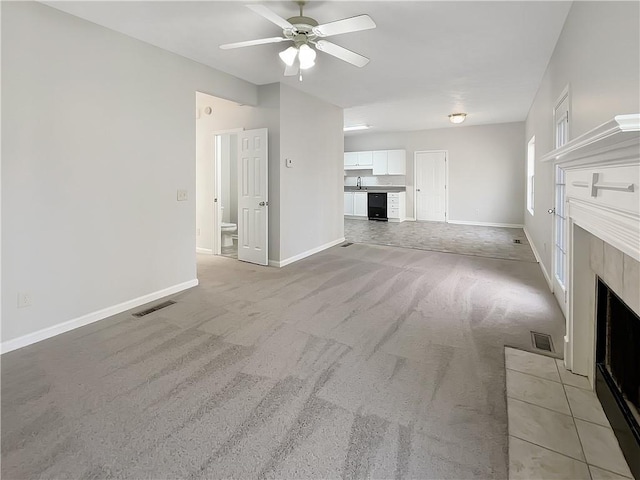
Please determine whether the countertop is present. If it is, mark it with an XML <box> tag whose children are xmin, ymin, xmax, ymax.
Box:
<box><xmin>344</xmin><ymin>186</ymin><xmax>406</xmax><ymax>193</ymax></box>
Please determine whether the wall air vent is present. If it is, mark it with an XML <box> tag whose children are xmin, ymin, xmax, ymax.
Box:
<box><xmin>341</xmin><ymin>242</ymin><xmax>354</xmax><ymax>247</ymax></box>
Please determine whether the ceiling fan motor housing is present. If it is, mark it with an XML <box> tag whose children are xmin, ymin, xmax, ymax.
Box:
<box><xmin>285</xmin><ymin>16</ymin><xmax>319</xmax><ymax>46</ymax></box>
<box><xmin>287</xmin><ymin>16</ymin><xmax>318</xmax><ymax>28</ymax></box>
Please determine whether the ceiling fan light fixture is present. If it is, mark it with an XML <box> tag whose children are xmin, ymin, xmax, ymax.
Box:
<box><xmin>298</xmin><ymin>44</ymin><xmax>317</xmax><ymax>70</ymax></box>
<box><xmin>449</xmin><ymin>113</ymin><xmax>467</xmax><ymax>124</ymax></box>
<box><xmin>279</xmin><ymin>46</ymin><xmax>298</xmax><ymax>67</ymax></box>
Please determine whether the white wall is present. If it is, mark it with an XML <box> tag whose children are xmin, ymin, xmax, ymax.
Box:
<box><xmin>1</xmin><ymin>2</ymin><xmax>258</xmax><ymax>346</ymax></box>
<box><xmin>345</xmin><ymin>122</ymin><xmax>525</xmax><ymax>225</ymax></box>
<box><xmin>279</xmin><ymin>84</ymin><xmax>345</xmax><ymax>263</ymax></box>
<box><xmin>524</xmin><ymin>1</ymin><xmax>640</xmax><ymax>281</ymax></box>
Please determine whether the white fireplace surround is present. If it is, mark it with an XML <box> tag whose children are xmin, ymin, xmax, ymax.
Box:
<box><xmin>541</xmin><ymin>114</ymin><xmax>640</xmax><ymax>386</ymax></box>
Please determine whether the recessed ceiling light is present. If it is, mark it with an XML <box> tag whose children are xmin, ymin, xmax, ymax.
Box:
<box><xmin>449</xmin><ymin>113</ymin><xmax>467</xmax><ymax>124</ymax></box>
<box><xmin>344</xmin><ymin>125</ymin><xmax>371</xmax><ymax>132</ymax></box>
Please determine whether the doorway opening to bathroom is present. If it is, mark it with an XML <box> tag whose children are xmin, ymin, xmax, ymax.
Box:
<box><xmin>195</xmin><ymin>91</ymin><xmax>269</xmax><ymax>266</ymax></box>
<box><xmin>215</xmin><ymin>131</ymin><xmax>240</xmax><ymax>259</ymax></box>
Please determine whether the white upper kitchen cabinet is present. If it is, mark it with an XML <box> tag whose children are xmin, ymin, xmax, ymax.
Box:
<box><xmin>357</xmin><ymin>151</ymin><xmax>373</xmax><ymax>167</ymax></box>
<box><xmin>344</xmin><ymin>151</ymin><xmax>373</xmax><ymax>170</ymax></box>
<box><xmin>344</xmin><ymin>152</ymin><xmax>358</xmax><ymax>167</ymax></box>
<box><xmin>387</xmin><ymin>150</ymin><xmax>406</xmax><ymax>175</ymax></box>
<box><xmin>372</xmin><ymin>151</ymin><xmax>388</xmax><ymax>175</ymax></box>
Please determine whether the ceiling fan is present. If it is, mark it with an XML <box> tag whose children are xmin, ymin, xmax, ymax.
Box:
<box><xmin>220</xmin><ymin>2</ymin><xmax>376</xmax><ymax>80</ymax></box>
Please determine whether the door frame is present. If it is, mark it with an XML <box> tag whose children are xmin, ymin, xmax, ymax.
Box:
<box><xmin>413</xmin><ymin>150</ymin><xmax>449</xmax><ymax>222</ymax></box>
<box><xmin>552</xmin><ymin>85</ymin><xmax>571</xmax><ymax>316</ymax></box>
<box><xmin>212</xmin><ymin>128</ymin><xmax>243</xmax><ymax>256</ymax></box>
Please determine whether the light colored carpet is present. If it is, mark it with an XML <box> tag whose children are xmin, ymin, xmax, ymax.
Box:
<box><xmin>345</xmin><ymin>218</ymin><xmax>537</xmax><ymax>263</ymax></box>
<box><xmin>2</xmin><ymin>243</ymin><xmax>564</xmax><ymax>479</ymax></box>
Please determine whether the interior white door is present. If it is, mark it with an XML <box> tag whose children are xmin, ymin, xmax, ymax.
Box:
<box><xmin>553</xmin><ymin>93</ymin><xmax>570</xmax><ymax>315</ymax></box>
<box><xmin>238</xmin><ymin>128</ymin><xmax>268</xmax><ymax>265</ymax></box>
<box><xmin>214</xmin><ymin>134</ymin><xmax>222</xmax><ymax>255</ymax></box>
<box><xmin>415</xmin><ymin>151</ymin><xmax>446</xmax><ymax>222</ymax></box>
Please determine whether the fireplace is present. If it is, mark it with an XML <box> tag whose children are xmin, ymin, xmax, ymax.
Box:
<box><xmin>541</xmin><ymin>114</ymin><xmax>640</xmax><ymax>478</ymax></box>
<box><xmin>596</xmin><ymin>278</ymin><xmax>640</xmax><ymax>478</ymax></box>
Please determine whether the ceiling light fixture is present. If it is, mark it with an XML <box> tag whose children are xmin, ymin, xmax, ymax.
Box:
<box><xmin>279</xmin><ymin>46</ymin><xmax>298</xmax><ymax>66</ymax></box>
<box><xmin>298</xmin><ymin>44</ymin><xmax>317</xmax><ymax>70</ymax></box>
<box><xmin>448</xmin><ymin>113</ymin><xmax>467</xmax><ymax>124</ymax></box>
<box><xmin>343</xmin><ymin>125</ymin><xmax>370</xmax><ymax>132</ymax></box>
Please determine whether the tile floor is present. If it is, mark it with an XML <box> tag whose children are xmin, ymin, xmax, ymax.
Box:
<box><xmin>505</xmin><ymin>347</ymin><xmax>633</xmax><ymax>479</ymax></box>
<box><xmin>221</xmin><ymin>242</ymin><xmax>238</xmax><ymax>259</ymax></box>
<box><xmin>344</xmin><ymin>218</ymin><xmax>537</xmax><ymax>262</ymax></box>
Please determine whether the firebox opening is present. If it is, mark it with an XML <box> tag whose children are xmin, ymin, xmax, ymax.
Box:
<box><xmin>595</xmin><ymin>277</ymin><xmax>640</xmax><ymax>478</ymax></box>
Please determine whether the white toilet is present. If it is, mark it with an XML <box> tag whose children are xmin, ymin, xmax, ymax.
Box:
<box><xmin>221</xmin><ymin>222</ymin><xmax>237</xmax><ymax>247</ymax></box>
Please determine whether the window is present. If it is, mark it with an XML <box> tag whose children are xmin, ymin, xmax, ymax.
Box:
<box><xmin>527</xmin><ymin>136</ymin><xmax>535</xmax><ymax>215</ymax></box>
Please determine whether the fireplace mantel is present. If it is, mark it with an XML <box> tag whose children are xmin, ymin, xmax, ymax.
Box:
<box><xmin>541</xmin><ymin>114</ymin><xmax>640</xmax><ymax>168</ymax></box>
<box><xmin>539</xmin><ymin>114</ymin><xmax>639</xmax><ymax>383</ymax></box>
<box><xmin>542</xmin><ymin>114</ymin><xmax>639</xmax><ymax>264</ymax></box>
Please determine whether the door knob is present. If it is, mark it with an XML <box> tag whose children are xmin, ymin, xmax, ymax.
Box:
<box><xmin>416</xmin><ymin>189</ymin><xmax>421</xmax><ymax>192</ymax></box>
<box><xmin>259</xmin><ymin>201</ymin><xmax>266</xmax><ymax>206</ymax></box>
<box><xmin>548</xmin><ymin>208</ymin><xmax>555</xmax><ymax>214</ymax></box>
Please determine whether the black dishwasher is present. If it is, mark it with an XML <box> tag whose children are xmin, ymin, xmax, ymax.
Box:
<box><xmin>368</xmin><ymin>192</ymin><xmax>387</xmax><ymax>221</ymax></box>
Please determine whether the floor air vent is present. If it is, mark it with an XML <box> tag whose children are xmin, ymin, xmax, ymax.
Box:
<box><xmin>531</xmin><ymin>331</ymin><xmax>554</xmax><ymax>352</ymax></box>
<box><xmin>513</xmin><ymin>239</ymin><xmax>522</xmax><ymax>244</ymax></box>
<box><xmin>341</xmin><ymin>242</ymin><xmax>354</xmax><ymax>247</ymax></box>
<box><xmin>133</xmin><ymin>300</ymin><xmax>176</xmax><ymax>317</ymax></box>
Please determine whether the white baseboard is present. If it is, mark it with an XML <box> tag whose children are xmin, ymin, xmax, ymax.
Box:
<box><xmin>196</xmin><ymin>247</ymin><xmax>213</xmax><ymax>254</ymax></box>
<box><xmin>447</xmin><ymin>219</ymin><xmax>524</xmax><ymax>228</ymax></box>
<box><xmin>1</xmin><ymin>279</ymin><xmax>199</xmax><ymax>354</ymax></box>
<box><xmin>269</xmin><ymin>237</ymin><xmax>346</xmax><ymax>268</ymax></box>
<box><xmin>523</xmin><ymin>226</ymin><xmax>553</xmax><ymax>289</ymax></box>
<box><xmin>405</xmin><ymin>217</ymin><xmax>416</xmax><ymax>222</ymax></box>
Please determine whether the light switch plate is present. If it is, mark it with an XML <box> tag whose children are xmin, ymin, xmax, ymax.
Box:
<box><xmin>177</xmin><ymin>189</ymin><xmax>188</xmax><ymax>201</ymax></box>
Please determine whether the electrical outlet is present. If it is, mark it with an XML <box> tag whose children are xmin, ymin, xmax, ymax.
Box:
<box><xmin>18</xmin><ymin>292</ymin><xmax>32</xmax><ymax>308</ymax></box>
<box><xmin>177</xmin><ymin>189</ymin><xmax>188</xmax><ymax>201</ymax></box>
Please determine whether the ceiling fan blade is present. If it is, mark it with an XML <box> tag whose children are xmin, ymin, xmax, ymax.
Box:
<box><xmin>284</xmin><ymin>64</ymin><xmax>298</xmax><ymax>77</ymax></box>
<box><xmin>315</xmin><ymin>40</ymin><xmax>370</xmax><ymax>67</ymax></box>
<box><xmin>220</xmin><ymin>37</ymin><xmax>289</xmax><ymax>49</ymax></box>
<box><xmin>313</xmin><ymin>15</ymin><xmax>376</xmax><ymax>37</ymax></box>
<box><xmin>247</xmin><ymin>4</ymin><xmax>293</xmax><ymax>30</ymax></box>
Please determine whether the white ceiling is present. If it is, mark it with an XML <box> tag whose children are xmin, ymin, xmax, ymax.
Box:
<box><xmin>44</xmin><ymin>1</ymin><xmax>572</xmax><ymax>133</ymax></box>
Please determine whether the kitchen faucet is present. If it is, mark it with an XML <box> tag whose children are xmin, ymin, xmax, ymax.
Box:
<box><xmin>357</xmin><ymin>176</ymin><xmax>362</xmax><ymax>189</ymax></box>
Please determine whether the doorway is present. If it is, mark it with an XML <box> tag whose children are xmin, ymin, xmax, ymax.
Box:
<box><xmin>215</xmin><ymin>132</ymin><xmax>240</xmax><ymax>259</ymax></box>
<box><xmin>414</xmin><ymin>150</ymin><xmax>447</xmax><ymax>222</ymax></box>
<box><xmin>210</xmin><ymin>129</ymin><xmax>269</xmax><ymax>265</ymax></box>
<box><xmin>195</xmin><ymin>92</ymin><xmax>269</xmax><ymax>266</ymax></box>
